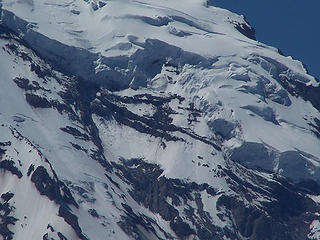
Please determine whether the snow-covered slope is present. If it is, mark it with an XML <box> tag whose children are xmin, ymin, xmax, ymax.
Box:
<box><xmin>0</xmin><ymin>0</ymin><xmax>320</xmax><ymax>239</ymax></box>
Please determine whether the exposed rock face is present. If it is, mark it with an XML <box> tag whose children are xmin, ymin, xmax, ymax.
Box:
<box><xmin>25</xmin><ymin>93</ymin><xmax>52</xmax><ymax>108</ymax></box>
<box><xmin>0</xmin><ymin>0</ymin><xmax>320</xmax><ymax>239</ymax></box>
<box><xmin>234</xmin><ymin>20</ymin><xmax>256</xmax><ymax>40</ymax></box>
<box><xmin>31</xmin><ymin>166</ymin><xmax>78</xmax><ymax>207</ymax></box>
<box><xmin>219</xmin><ymin>167</ymin><xmax>320</xmax><ymax>240</ymax></box>
<box><xmin>58</xmin><ymin>206</ymin><xmax>88</xmax><ymax>240</ymax></box>
<box><xmin>0</xmin><ymin>192</ymin><xmax>18</xmax><ymax>240</ymax></box>
<box><xmin>0</xmin><ymin>160</ymin><xmax>23</xmax><ymax>179</ymax></box>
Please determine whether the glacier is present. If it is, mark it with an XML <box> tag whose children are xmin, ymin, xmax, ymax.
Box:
<box><xmin>0</xmin><ymin>0</ymin><xmax>320</xmax><ymax>239</ymax></box>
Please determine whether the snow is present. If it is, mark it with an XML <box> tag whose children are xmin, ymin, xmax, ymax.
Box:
<box><xmin>1</xmin><ymin>173</ymin><xmax>78</xmax><ymax>240</ymax></box>
<box><xmin>309</xmin><ymin>220</ymin><xmax>320</xmax><ymax>240</ymax></box>
<box><xmin>0</xmin><ymin>0</ymin><xmax>320</xmax><ymax>239</ymax></box>
<box><xmin>2</xmin><ymin>0</ymin><xmax>318</xmax><ymax>87</ymax></box>
<box><xmin>0</xmin><ymin>124</ymin><xmax>78</xmax><ymax>239</ymax></box>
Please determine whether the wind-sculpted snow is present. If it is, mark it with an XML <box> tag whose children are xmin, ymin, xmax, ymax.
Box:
<box><xmin>1</xmin><ymin>0</ymin><xmax>320</xmax><ymax>239</ymax></box>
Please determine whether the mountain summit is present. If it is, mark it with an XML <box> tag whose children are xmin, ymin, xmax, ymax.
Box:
<box><xmin>0</xmin><ymin>0</ymin><xmax>320</xmax><ymax>239</ymax></box>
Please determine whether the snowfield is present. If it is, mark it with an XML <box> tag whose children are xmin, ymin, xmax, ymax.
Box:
<box><xmin>0</xmin><ymin>0</ymin><xmax>320</xmax><ymax>239</ymax></box>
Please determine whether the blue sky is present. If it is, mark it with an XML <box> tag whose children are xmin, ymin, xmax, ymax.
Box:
<box><xmin>211</xmin><ymin>0</ymin><xmax>320</xmax><ymax>80</ymax></box>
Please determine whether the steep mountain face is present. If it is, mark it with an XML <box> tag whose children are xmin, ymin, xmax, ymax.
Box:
<box><xmin>0</xmin><ymin>0</ymin><xmax>320</xmax><ymax>239</ymax></box>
